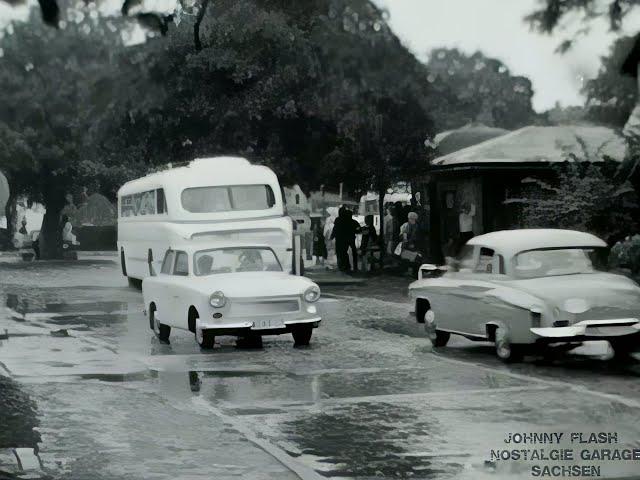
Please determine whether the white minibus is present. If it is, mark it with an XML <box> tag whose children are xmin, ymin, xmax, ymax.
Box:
<box><xmin>117</xmin><ymin>157</ymin><xmax>295</xmax><ymax>283</ymax></box>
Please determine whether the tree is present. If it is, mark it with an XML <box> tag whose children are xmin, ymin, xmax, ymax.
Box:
<box><xmin>1</xmin><ymin>0</ymin><xmax>219</xmax><ymax>51</ymax></box>
<box><xmin>582</xmin><ymin>35</ymin><xmax>638</xmax><ymax>127</ymax></box>
<box><xmin>425</xmin><ymin>48</ymin><xmax>539</xmax><ymax>130</ymax></box>
<box><xmin>0</xmin><ymin>13</ymin><xmax>144</xmax><ymax>258</ymax></box>
<box><xmin>525</xmin><ymin>0</ymin><xmax>639</xmax><ymax>51</ymax></box>
<box><xmin>107</xmin><ymin>0</ymin><xmax>436</xmax><ymax>194</ymax></box>
<box><xmin>508</xmin><ymin>136</ymin><xmax>639</xmax><ymax>243</ymax></box>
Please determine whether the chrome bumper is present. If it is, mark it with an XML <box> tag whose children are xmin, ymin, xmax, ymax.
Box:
<box><xmin>531</xmin><ymin>318</ymin><xmax>640</xmax><ymax>339</ymax></box>
<box><xmin>200</xmin><ymin>317</ymin><xmax>321</xmax><ymax>332</ymax></box>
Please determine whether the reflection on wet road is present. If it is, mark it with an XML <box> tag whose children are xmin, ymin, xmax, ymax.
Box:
<box><xmin>1</xmin><ymin>258</ymin><xmax>639</xmax><ymax>479</ymax></box>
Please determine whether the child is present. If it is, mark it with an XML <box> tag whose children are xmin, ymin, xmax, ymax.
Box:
<box><xmin>313</xmin><ymin>223</ymin><xmax>328</xmax><ymax>266</ymax></box>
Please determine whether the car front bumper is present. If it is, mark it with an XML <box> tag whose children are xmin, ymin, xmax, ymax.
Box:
<box><xmin>199</xmin><ymin>317</ymin><xmax>322</xmax><ymax>336</ymax></box>
<box><xmin>531</xmin><ymin>318</ymin><xmax>640</xmax><ymax>343</ymax></box>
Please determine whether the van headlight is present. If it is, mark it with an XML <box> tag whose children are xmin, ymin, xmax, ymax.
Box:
<box><xmin>210</xmin><ymin>291</ymin><xmax>226</xmax><ymax>308</ymax></box>
<box><xmin>304</xmin><ymin>285</ymin><xmax>321</xmax><ymax>303</ymax></box>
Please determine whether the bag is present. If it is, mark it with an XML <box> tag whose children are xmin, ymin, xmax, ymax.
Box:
<box><xmin>393</xmin><ymin>242</ymin><xmax>402</xmax><ymax>256</ymax></box>
<box><xmin>401</xmin><ymin>249</ymin><xmax>419</xmax><ymax>262</ymax></box>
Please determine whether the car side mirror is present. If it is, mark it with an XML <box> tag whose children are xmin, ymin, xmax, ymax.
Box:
<box><xmin>148</xmin><ymin>249</ymin><xmax>156</xmax><ymax>277</ymax></box>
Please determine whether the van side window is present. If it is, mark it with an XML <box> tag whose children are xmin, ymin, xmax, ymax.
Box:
<box><xmin>120</xmin><ymin>189</ymin><xmax>159</xmax><ymax>217</ymax></box>
<box><xmin>156</xmin><ymin>188</ymin><xmax>167</xmax><ymax>214</ymax></box>
<box><xmin>174</xmin><ymin>251</ymin><xmax>189</xmax><ymax>276</ymax></box>
<box><xmin>161</xmin><ymin>251</ymin><xmax>175</xmax><ymax>274</ymax></box>
<box><xmin>475</xmin><ymin>247</ymin><xmax>495</xmax><ymax>273</ymax></box>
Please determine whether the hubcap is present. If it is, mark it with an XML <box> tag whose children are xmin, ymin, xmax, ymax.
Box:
<box><xmin>495</xmin><ymin>329</ymin><xmax>511</xmax><ymax>358</ymax></box>
<box><xmin>424</xmin><ymin>310</ymin><xmax>437</xmax><ymax>341</ymax></box>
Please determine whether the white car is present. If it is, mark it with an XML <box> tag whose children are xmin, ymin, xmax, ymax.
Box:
<box><xmin>142</xmin><ymin>242</ymin><xmax>322</xmax><ymax>349</ymax></box>
<box><xmin>409</xmin><ymin>229</ymin><xmax>640</xmax><ymax>362</ymax></box>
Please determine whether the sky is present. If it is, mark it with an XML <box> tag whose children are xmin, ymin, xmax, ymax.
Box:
<box><xmin>0</xmin><ymin>0</ymin><xmax>637</xmax><ymax>111</ymax></box>
<box><xmin>372</xmin><ymin>0</ymin><xmax>638</xmax><ymax>111</ymax></box>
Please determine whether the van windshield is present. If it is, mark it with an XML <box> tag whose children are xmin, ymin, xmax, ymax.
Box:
<box><xmin>181</xmin><ymin>185</ymin><xmax>275</xmax><ymax>213</ymax></box>
<box><xmin>194</xmin><ymin>247</ymin><xmax>282</xmax><ymax>276</ymax></box>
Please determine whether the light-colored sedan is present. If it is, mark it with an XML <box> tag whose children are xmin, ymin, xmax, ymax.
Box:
<box><xmin>142</xmin><ymin>242</ymin><xmax>321</xmax><ymax>349</ymax></box>
<box><xmin>409</xmin><ymin>229</ymin><xmax>640</xmax><ymax>362</ymax></box>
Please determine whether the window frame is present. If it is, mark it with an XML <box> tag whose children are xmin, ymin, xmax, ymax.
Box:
<box><xmin>160</xmin><ymin>250</ymin><xmax>175</xmax><ymax>275</ymax></box>
<box><xmin>180</xmin><ymin>184</ymin><xmax>276</xmax><ymax>213</ymax></box>
<box><xmin>173</xmin><ymin>251</ymin><xmax>190</xmax><ymax>276</ymax></box>
<box><xmin>192</xmin><ymin>246</ymin><xmax>283</xmax><ymax>277</ymax></box>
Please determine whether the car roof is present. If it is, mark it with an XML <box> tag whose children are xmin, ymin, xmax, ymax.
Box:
<box><xmin>467</xmin><ymin>229</ymin><xmax>606</xmax><ymax>258</ymax></box>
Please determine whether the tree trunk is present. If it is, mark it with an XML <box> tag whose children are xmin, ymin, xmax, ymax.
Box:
<box><xmin>39</xmin><ymin>190</ymin><xmax>64</xmax><ymax>260</ymax></box>
<box><xmin>39</xmin><ymin>203</ymin><xmax>63</xmax><ymax>259</ymax></box>
<box><xmin>4</xmin><ymin>192</ymin><xmax>17</xmax><ymax>248</ymax></box>
<box><xmin>377</xmin><ymin>184</ymin><xmax>386</xmax><ymax>261</ymax></box>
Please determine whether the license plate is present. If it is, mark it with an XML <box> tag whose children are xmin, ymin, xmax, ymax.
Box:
<box><xmin>253</xmin><ymin>318</ymin><xmax>283</xmax><ymax>329</ymax></box>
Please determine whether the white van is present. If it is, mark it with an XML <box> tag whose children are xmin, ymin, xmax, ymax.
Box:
<box><xmin>117</xmin><ymin>157</ymin><xmax>294</xmax><ymax>282</ymax></box>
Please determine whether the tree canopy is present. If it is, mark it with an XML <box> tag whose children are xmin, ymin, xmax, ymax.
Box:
<box><xmin>425</xmin><ymin>48</ymin><xmax>539</xmax><ymax>130</ymax></box>
<box><xmin>105</xmin><ymin>0</ymin><xmax>435</xmax><ymax>195</ymax></box>
<box><xmin>0</xmin><ymin>11</ymin><xmax>147</xmax><ymax>256</ymax></box>
<box><xmin>1</xmin><ymin>0</ymin><xmax>437</xmax><ymax>256</ymax></box>
<box><xmin>525</xmin><ymin>0</ymin><xmax>639</xmax><ymax>52</ymax></box>
<box><xmin>582</xmin><ymin>35</ymin><xmax>638</xmax><ymax>127</ymax></box>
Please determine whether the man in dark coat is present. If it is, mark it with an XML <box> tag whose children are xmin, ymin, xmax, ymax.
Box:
<box><xmin>331</xmin><ymin>207</ymin><xmax>351</xmax><ymax>272</ymax></box>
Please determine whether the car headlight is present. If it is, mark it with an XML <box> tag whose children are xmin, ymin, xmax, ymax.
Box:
<box><xmin>304</xmin><ymin>285</ymin><xmax>321</xmax><ymax>303</ymax></box>
<box><xmin>209</xmin><ymin>291</ymin><xmax>226</xmax><ymax>308</ymax></box>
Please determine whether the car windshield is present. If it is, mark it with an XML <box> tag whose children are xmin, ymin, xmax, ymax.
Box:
<box><xmin>513</xmin><ymin>248</ymin><xmax>606</xmax><ymax>279</ymax></box>
<box><xmin>193</xmin><ymin>248</ymin><xmax>282</xmax><ymax>276</ymax></box>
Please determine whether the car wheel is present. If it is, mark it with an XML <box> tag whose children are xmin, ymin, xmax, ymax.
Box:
<box><xmin>610</xmin><ymin>340</ymin><xmax>636</xmax><ymax>363</ymax></box>
<box><xmin>423</xmin><ymin>310</ymin><xmax>450</xmax><ymax>347</ymax></box>
<box><xmin>195</xmin><ymin>318</ymin><xmax>215</xmax><ymax>349</ymax></box>
<box><xmin>151</xmin><ymin>309</ymin><xmax>170</xmax><ymax>343</ymax></box>
<box><xmin>292</xmin><ymin>324</ymin><xmax>313</xmax><ymax>346</ymax></box>
<box><xmin>495</xmin><ymin>327</ymin><xmax>523</xmax><ymax>363</ymax></box>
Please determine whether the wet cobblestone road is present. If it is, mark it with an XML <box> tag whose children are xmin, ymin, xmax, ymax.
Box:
<box><xmin>1</xmin><ymin>257</ymin><xmax>639</xmax><ymax>479</ymax></box>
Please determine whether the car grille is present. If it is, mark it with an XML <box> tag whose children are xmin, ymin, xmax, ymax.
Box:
<box><xmin>230</xmin><ymin>299</ymin><xmax>300</xmax><ymax>316</ymax></box>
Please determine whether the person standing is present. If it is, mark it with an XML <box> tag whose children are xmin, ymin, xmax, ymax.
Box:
<box><xmin>457</xmin><ymin>202</ymin><xmax>475</xmax><ymax>253</ymax></box>
<box><xmin>346</xmin><ymin>209</ymin><xmax>361</xmax><ymax>273</ymax></box>
<box><xmin>360</xmin><ymin>214</ymin><xmax>379</xmax><ymax>272</ymax></box>
<box><xmin>331</xmin><ymin>207</ymin><xmax>351</xmax><ymax>272</ymax></box>
<box><xmin>312</xmin><ymin>222</ymin><xmax>328</xmax><ymax>266</ymax></box>
<box><xmin>383</xmin><ymin>206</ymin><xmax>394</xmax><ymax>255</ymax></box>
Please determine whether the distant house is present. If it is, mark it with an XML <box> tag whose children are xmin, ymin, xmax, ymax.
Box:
<box><xmin>283</xmin><ymin>184</ymin><xmax>311</xmax><ymax>233</ymax></box>
<box><xmin>308</xmin><ymin>190</ymin><xmax>358</xmax><ymax>216</ymax></box>
<box><xmin>423</xmin><ymin>125</ymin><xmax>627</xmax><ymax>249</ymax></box>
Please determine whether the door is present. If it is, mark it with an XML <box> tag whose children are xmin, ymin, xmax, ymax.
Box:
<box><xmin>440</xmin><ymin>189</ymin><xmax>459</xmax><ymax>250</ymax></box>
<box><xmin>153</xmin><ymin>250</ymin><xmax>175</xmax><ymax>325</ymax></box>
<box><xmin>165</xmin><ymin>250</ymin><xmax>190</xmax><ymax>328</ymax></box>
<box><xmin>452</xmin><ymin>247</ymin><xmax>505</xmax><ymax>337</ymax></box>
